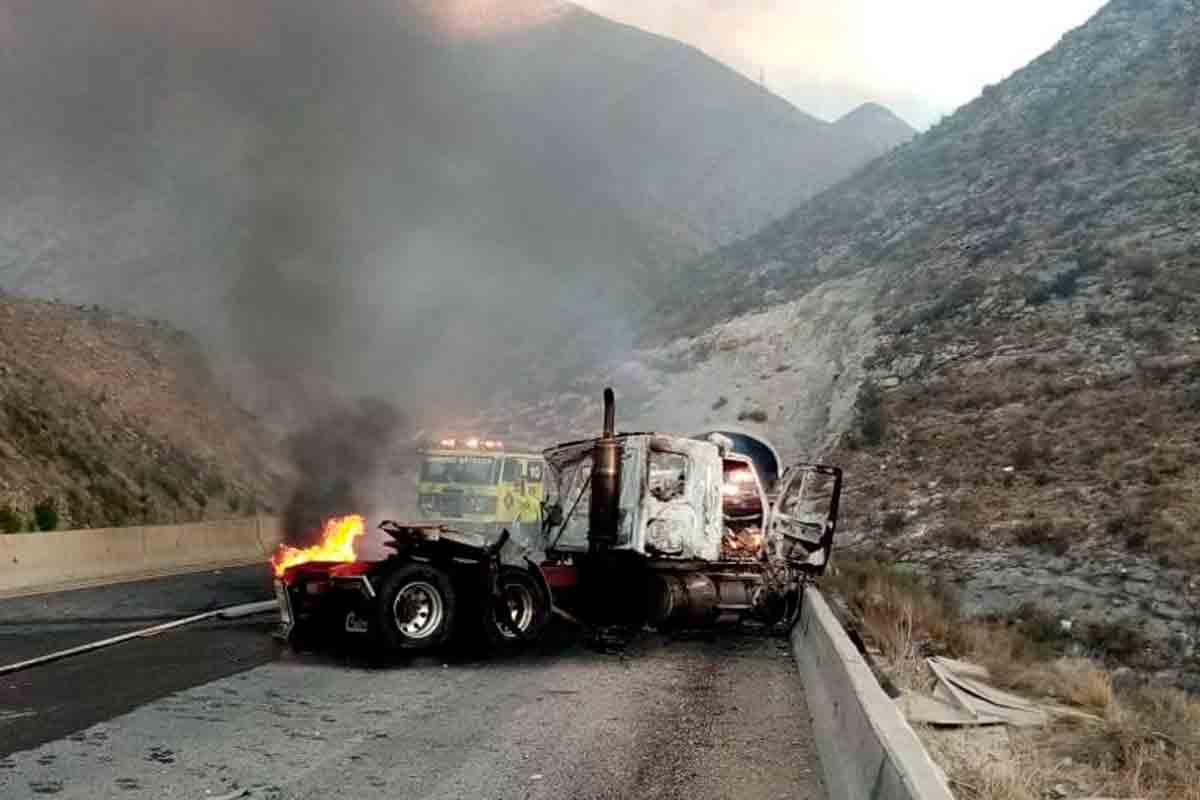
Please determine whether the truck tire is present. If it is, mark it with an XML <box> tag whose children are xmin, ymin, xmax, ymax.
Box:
<box><xmin>375</xmin><ymin>563</ymin><xmax>458</xmax><ymax>652</ymax></box>
<box><xmin>482</xmin><ymin>567</ymin><xmax>550</xmax><ymax>649</ymax></box>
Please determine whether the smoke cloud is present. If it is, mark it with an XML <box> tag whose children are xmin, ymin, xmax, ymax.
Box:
<box><xmin>0</xmin><ymin>0</ymin><xmax>674</xmax><ymax>530</ymax></box>
<box><xmin>0</xmin><ymin>0</ymin><xmax>652</xmax><ymax>438</ymax></box>
<box><xmin>281</xmin><ymin>397</ymin><xmax>409</xmax><ymax>547</ymax></box>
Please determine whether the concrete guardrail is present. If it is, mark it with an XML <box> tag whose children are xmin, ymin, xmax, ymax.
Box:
<box><xmin>0</xmin><ymin>516</ymin><xmax>284</xmax><ymax>598</ymax></box>
<box><xmin>792</xmin><ymin>585</ymin><xmax>955</xmax><ymax>800</ymax></box>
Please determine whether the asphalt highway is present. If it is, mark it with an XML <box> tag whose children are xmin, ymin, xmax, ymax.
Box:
<box><xmin>0</xmin><ymin>569</ymin><xmax>827</xmax><ymax>799</ymax></box>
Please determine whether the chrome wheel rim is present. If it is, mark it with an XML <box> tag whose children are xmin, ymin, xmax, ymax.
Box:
<box><xmin>496</xmin><ymin>581</ymin><xmax>536</xmax><ymax>639</ymax></box>
<box><xmin>393</xmin><ymin>581</ymin><xmax>444</xmax><ymax>639</ymax></box>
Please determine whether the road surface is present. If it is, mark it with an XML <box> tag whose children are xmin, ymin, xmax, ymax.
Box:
<box><xmin>0</xmin><ymin>569</ymin><xmax>827</xmax><ymax>799</ymax></box>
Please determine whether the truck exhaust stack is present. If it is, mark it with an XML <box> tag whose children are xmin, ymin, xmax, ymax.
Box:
<box><xmin>588</xmin><ymin>388</ymin><xmax>622</xmax><ymax>551</ymax></box>
<box><xmin>602</xmin><ymin>387</ymin><xmax>615</xmax><ymax>438</ymax></box>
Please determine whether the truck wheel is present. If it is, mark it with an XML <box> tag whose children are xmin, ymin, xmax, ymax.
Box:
<box><xmin>483</xmin><ymin>567</ymin><xmax>550</xmax><ymax>648</ymax></box>
<box><xmin>375</xmin><ymin>564</ymin><xmax>458</xmax><ymax>651</ymax></box>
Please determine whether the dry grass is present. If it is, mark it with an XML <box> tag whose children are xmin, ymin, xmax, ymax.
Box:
<box><xmin>1052</xmin><ymin>659</ymin><xmax>1113</xmax><ymax>711</ymax></box>
<box><xmin>926</xmin><ymin>730</ymin><xmax>1051</xmax><ymax>800</ymax></box>
<box><xmin>826</xmin><ymin>558</ymin><xmax>1200</xmax><ymax>800</ymax></box>
<box><xmin>824</xmin><ymin>560</ymin><xmax>958</xmax><ymax>690</ymax></box>
<box><xmin>958</xmin><ymin>625</ymin><xmax>1114</xmax><ymax>713</ymax></box>
<box><xmin>1094</xmin><ymin>686</ymin><xmax>1200</xmax><ymax>799</ymax></box>
<box><xmin>837</xmin><ymin>312</ymin><xmax>1200</xmax><ymax>567</ymax></box>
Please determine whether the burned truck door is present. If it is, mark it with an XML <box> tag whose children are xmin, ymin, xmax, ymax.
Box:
<box><xmin>641</xmin><ymin>436</ymin><xmax>723</xmax><ymax>561</ymax></box>
<box><xmin>643</xmin><ymin>447</ymin><xmax>693</xmax><ymax>557</ymax></box>
<box><xmin>767</xmin><ymin>464</ymin><xmax>843</xmax><ymax>575</ymax></box>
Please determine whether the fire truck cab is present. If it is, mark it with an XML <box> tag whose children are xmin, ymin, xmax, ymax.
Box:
<box><xmin>415</xmin><ymin>438</ymin><xmax>545</xmax><ymax>528</ymax></box>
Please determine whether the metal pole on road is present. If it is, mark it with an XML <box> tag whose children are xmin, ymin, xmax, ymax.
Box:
<box><xmin>0</xmin><ymin>600</ymin><xmax>278</xmax><ymax>677</ymax></box>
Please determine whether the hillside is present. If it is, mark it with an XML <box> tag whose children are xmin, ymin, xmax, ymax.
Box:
<box><xmin>513</xmin><ymin>0</ymin><xmax>1200</xmax><ymax>668</ymax></box>
<box><xmin>483</xmin><ymin>11</ymin><xmax>915</xmax><ymax>251</ymax></box>
<box><xmin>0</xmin><ymin>0</ymin><xmax>911</xmax><ymax>426</ymax></box>
<box><xmin>0</xmin><ymin>294</ymin><xmax>287</xmax><ymax>531</ymax></box>
<box><xmin>832</xmin><ymin>103</ymin><xmax>917</xmax><ymax>156</ymax></box>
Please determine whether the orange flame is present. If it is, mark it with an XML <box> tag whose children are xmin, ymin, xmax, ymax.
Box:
<box><xmin>271</xmin><ymin>514</ymin><xmax>367</xmax><ymax>577</ymax></box>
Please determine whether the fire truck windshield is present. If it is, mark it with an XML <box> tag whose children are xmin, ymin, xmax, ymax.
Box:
<box><xmin>420</xmin><ymin>454</ymin><xmax>500</xmax><ymax>485</ymax></box>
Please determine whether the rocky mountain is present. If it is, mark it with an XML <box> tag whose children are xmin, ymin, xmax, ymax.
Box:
<box><xmin>0</xmin><ymin>294</ymin><xmax>288</xmax><ymax>531</ymax></box>
<box><xmin>482</xmin><ymin>12</ymin><xmax>916</xmax><ymax>252</ymax></box>
<box><xmin>507</xmin><ymin>0</ymin><xmax>1200</xmax><ymax>667</ymax></box>
<box><xmin>0</xmin><ymin>0</ymin><xmax>911</xmax><ymax>425</ymax></box>
<box><xmin>832</xmin><ymin>103</ymin><xmax>917</xmax><ymax>156</ymax></box>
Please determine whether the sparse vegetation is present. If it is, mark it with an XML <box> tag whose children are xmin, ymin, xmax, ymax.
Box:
<box><xmin>1012</xmin><ymin>519</ymin><xmax>1071</xmax><ymax>555</ymax></box>
<box><xmin>827</xmin><ymin>559</ymin><xmax>1200</xmax><ymax>800</ymax></box>
<box><xmin>890</xmin><ymin>276</ymin><xmax>985</xmax><ymax>334</ymax></box>
<box><xmin>1118</xmin><ymin>249</ymin><xmax>1157</xmax><ymax>280</ymax></box>
<box><xmin>33</xmin><ymin>499</ymin><xmax>58</xmax><ymax>531</ymax></box>
<box><xmin>1105</xmin><ymin>507</ymin><xmax>1153</xmax><ymax>550</ymax></box>
<box><xmin>939</xmin><ymin>523</ymin><xmax>982</xmax><ymax>549</ymax></box>
<box><xmin>1079</xmin><ymin>619</ymin><xmax>1148</xmax><ymax>663</ymax></box>
<box><xmin>0</xmin><ymin>505</ymin><xmax>25</xmax><ymax>534</ymax></box>
<box><xmin>853</xmin><ymin>380</ymin><xmax>886</xmax><ymax>447</ymax></box>
<box><xmin>1010</xmin><ymin>436</ymin><xmax>1040</xmax><ymax>470</ymax></box>
<box><xmin>0</xmin><ymin>295</ymin><xmax>283</xmax><ymax>529</ymax></box>
<box><xmin>1023</xmin><ymin>256</ymin><xmax>1098</xmax><ymax>306</ymax></box>
<box><xmin>881</xmin><ymin>511</ymin><xmax>906</xmax><ymax>535</ymax></box>
<box><xmin>736</xmin><ymin>408</ymin><xmax>768</xmax><ymax>423</ymax></box>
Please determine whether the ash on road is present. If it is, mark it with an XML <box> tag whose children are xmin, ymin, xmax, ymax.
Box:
<box><xmin>1</xmin><ymin>618</ymin><xmax>826</xmax><ymax>799</ymax></box>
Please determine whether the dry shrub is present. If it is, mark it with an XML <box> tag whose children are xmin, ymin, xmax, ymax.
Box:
<box><xmin>939</xmin><ymin>523</ymin><xmax>982</xmax><ymax>549</ymax></box>
<box><xmin>1004</xmin><ymin>658</ymin><xmax>1113</xmax><ymax>712</ymax></box>
<box><xmin>955</xmin><ymin>622</ymin><xmax>1049</xmax><ymax>687</ymax></box>
<box><xmin>829</xmin><ymin>562</ymin><xmax>1200</xmax><ymax>800</ymax></box>
<box><xmin>927</xmin><ymin>730</ymin><xmax>1049</xmax><ymax>800</ymax></box>
<box><xmin>1051</xmin><ymin>659</ymin><xmax>1113</xmax><ymax>711</ymax></box>
<box><xmin>1012</xmin><ymin>519</ymin><xmax>1071</xmax><ymax>555</ymax></box>
<box><xmin>826</xmin><ymin>560</ymin><xmax>960</xmax><ymax>690</ymax></box>
<box><xmin>1097</xmin><ymin>687</ymin><xmax>1200</xmax><ymax>799</ymax></box>
<box><xmin>1080</xmin><ymin>618</ymin><xmax>1149</xmax><ymax>662</ymax></box>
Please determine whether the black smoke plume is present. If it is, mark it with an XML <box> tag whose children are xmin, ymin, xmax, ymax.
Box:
<box><xmin>281</xmin><ymin>397</ymin><xmax>408</xmax><ymax>547</ymax></box>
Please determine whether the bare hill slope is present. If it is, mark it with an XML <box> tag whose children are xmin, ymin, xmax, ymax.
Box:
<box><xmin>0</xmin><ymin>294</ymin><xmax>287</xmax><ymax>531</ymax></box>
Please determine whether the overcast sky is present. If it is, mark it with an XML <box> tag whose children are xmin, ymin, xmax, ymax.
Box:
<box><xmin>574</xmin><ymin>1</ymin><xmax>1107</xmax><ymax>129</ymax></box>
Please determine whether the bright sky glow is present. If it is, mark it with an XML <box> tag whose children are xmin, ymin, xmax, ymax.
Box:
<box><xmin>574</xmin><ymin>1</ymin><xmax>1107</xmax><ymax>128</ymax></box>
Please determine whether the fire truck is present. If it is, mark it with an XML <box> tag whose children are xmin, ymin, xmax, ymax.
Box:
<box><xmin>274</xmin><ymin>389</ymin><xmax>841</xmax><ymax>651</ymax></box>
<box><xmin>414</xmin><ymin>437</ymin><xmax>545</xmax><ymax>529</ymax></box>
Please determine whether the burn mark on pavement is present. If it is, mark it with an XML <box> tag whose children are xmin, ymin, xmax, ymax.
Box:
<box><xmin>146</xmin><ymin>746</ymin><xmax>176</xmax><ymax>765</ymax></box>
<box><xmin>29</xmin><ymin>779</ymin><xmax>63</xmax><ymax>794</ymax></box>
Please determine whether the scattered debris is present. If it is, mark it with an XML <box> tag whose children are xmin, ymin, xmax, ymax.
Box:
<box><xmin>900</xmin><ymin>657</ymin><xmax>1102</xmax><ymax>728</ymax></box>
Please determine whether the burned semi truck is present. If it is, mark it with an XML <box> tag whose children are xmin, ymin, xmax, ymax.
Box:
<box><xmin>274</xmin><ymin>388</ymin><xmax>842</xmax><ymax>649</ymax></box>
<box><xmin>539</xmin><ymin>389</ymin><xmax>841</xmax><ymax>630</ymax></box>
